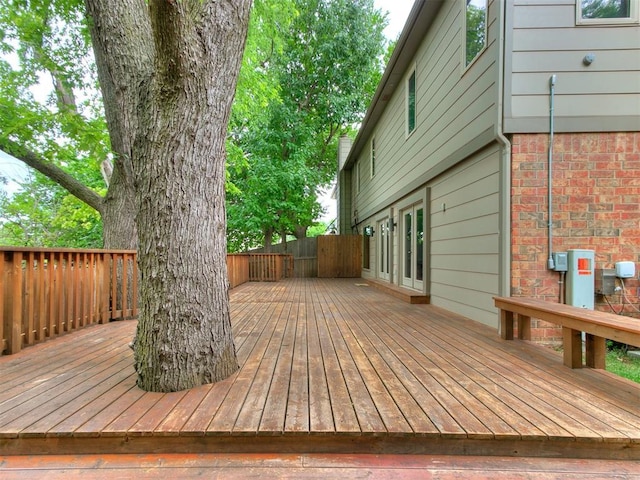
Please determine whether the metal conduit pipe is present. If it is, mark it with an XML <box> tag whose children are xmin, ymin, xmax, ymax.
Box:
<box><xmin>547</xmin><ymin>74</ymin><xmax>557</xmax><ymax>270</ymax></box>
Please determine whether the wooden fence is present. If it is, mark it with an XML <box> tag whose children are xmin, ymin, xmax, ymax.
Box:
<box><xmin>317</xmin><ymin>235</ymin><xmax>362</xmax><ymax>278</ymax></box>
<box><xmin>252</xmin><ymin>235</ymin><xmax>362</xmax><ymax>278</ymax></box>
<box><xmin>1</xmin><ymin>247</ymin><xmax>137</xmax><ymax>355</ymax></box>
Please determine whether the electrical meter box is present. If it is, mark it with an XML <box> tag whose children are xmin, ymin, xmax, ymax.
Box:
<box><xmin>552</xmin><ymin>252</ymin><xmax>568</xmax><ymax>272</ymax></box>
<box><xmin>566</xmin><ymin>249</ymin><xmax>594</xmax><ymax>309</ymax></box>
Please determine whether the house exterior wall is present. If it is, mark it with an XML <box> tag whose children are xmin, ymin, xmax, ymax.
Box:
<box><xmin>511</xmin><ymin>132</ymin><xmax>640</xmax><ymax>342</ymax></box>
<box><xmin>428</xmin><ymin>143</ymin><xmax>501</xmax><ymax>325</ymax></box>
<box><xmin>342</xmin><ymin>0</ymin><xmax>639</xmax><ymax>338</ymax></box>
<box><xmin>352</xmin><ymin>0</ymin><xmax>501</xmax><ymax>223</ymax></box>
<box><xmin>349</xmin><ymin>0</ymin><xmax>505</xmax><ymax>328</ymax></box>
<box><xmin>504</xmin><ymin>0</ymin><xmax>640</xmax><ymax>133</ymax></box>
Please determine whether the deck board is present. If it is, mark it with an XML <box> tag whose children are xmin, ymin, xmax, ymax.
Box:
<box><xmin>1</xmin><ymin>278</ymin><xmax>639</xmax><ymax>459</ymax></box>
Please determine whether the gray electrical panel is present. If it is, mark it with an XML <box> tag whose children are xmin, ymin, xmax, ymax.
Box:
<box><xmin>595</xmin><ymin>269</ymin><xmax>616</xmax><ymax>296</ymax></box>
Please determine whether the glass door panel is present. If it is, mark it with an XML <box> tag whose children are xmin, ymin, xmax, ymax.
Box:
<box><xmin>377</xmin><ymin>218</ymin><xmax>390</xmax><ymax>281</ymax></box>
<box><xmin>401</xmin><ymin>204</ymin><xmax>424</xmax><ymax>290</ymax></box>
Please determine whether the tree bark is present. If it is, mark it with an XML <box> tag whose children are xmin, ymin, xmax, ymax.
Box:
<box><xmin>294</xmin><ymin>225</ymin><xmax>308</xmax><ymax>240</ymax></box>
<box><xmin>264</xmin><ymin>227</ymin><xmax>274</xmax><ymax>253</ymax></box>
<box><xmin>86</xmin><ymin>0</ymin><xmax>251</xmax><ymax>392</ymax></box>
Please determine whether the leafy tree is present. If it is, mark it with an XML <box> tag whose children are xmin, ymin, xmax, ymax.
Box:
<box><xmin>84</xmin><ymin>0</ymin><xmax>252</xmax><ymax>392</ymax></box>
<box><xmin>465</xmin><ymin>1</ymin><xmax>486</xmax><ymax>66</ymax></box>
<box><xmin>2</xmin><ymin>0</ymin><xmax>252</xmax><ymax>392</ymax></box>
<box><xmin>0</xmin><ymin>0</ymin><xmax>127</xmax><ymax>248</ymax></box>
<box><xmin>227</xmin><ymin>0</ymin><xmax>387</xmax><ymax>250</ymax></box>
<box><xmin>0</xmin><ymin>169</ymin><xmax>103</xmax><ymax>246</ymax></box>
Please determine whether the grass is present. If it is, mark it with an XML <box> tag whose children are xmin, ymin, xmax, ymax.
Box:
<box><xmin>606</xmin><ymin>348</ymin><xmax>640</xmax><ymax>383</ymax></box>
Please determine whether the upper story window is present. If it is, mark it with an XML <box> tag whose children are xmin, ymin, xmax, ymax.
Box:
<box><xmin>465</xmin><ymin>0</ymin><xmax>488</xmax><ymax>68</ymax></box>
<box><xmin>356</xmin><ymin>160</ymin><xmax>361</xmax><ymax>193</ymax></box>
<box><xmin>370</xmin><ymin>137</ymin><xmax>376</xmax><ymax>178</ymax></box>
<box><xmin>577</xmin><ymin>0</ymin><xmax>639</xmax><ymax>24</ymax></box>
<box><xmin>407</xmin><ymin>69</ymin><xmax>416</xmax><ymax>136</ymax></box>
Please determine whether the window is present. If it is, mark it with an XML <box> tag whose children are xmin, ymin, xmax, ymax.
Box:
<box><xmin>370</xmin><ymin>137</ymin><xmax>376</xmax><ymax>177</ymax></box>
<box><xmin>407</xmin><ymin>70</ymin><xmax>416</xmax><ymax>135</ymax></box>
<box><xmin>465</xmin><ymin>0</ymin><xmax>487</xmax><ymax>67</ymax></box>
<box><xmin>356</xmin><ymin>160</ymin><xmax>360</xmax><ymax>193</ymax></box>
<box><xmin>577</xmin><ymin>0</ymin><xmax>639</xmax><ymax>24</ymax></box>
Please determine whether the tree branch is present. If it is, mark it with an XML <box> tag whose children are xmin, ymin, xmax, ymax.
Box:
<box><xmin>0</xmin><ymin>138</ymin><xmax>105</xmax><ymax>214</ymax></box>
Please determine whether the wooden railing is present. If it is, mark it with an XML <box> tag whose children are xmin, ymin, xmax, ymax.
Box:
<box><xmin>227</xmin><ymin>253</ymin><xmax>294</xmax><ymax>287</ymax></box>
<box><xmin>2</xmin><ymin>249</ymin><xmax>294</xmax><ymax>356</ymax></box>
<box><xmin>1</xmin><ymin>247</ymin><xmax>137</xmax><ymax>355</ymax></box>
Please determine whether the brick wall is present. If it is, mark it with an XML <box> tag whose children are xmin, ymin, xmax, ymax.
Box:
<box><xmin>511</xmin><ymin>132</ymin><xmax>640</xmax><ymax>343</ymax></box>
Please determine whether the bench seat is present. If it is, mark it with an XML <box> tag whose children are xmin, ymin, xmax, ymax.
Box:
<box><xmin>493</xmin><ymin>296</ymin><xmax>640</xmax><ymax>369</ymax></box>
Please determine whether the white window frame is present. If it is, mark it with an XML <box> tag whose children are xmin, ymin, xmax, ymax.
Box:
<box><xmin>576</xmin><ymin>0</ymin><xmax>639</xmax><ymax>25</ymax></box>
<box><xmin>463</xmin><ymin>0</ymin><xmax>488</xmax><ymax>70</ymax></box>
<box><xmin>370</xmin><ymin>136</ymin><xmax>376</xmax><ymax>178</ymax></box>
<box><xmin>406</xmin><ymin>66</ymin><xmax>417</xmax><ymax>137</ymax></box>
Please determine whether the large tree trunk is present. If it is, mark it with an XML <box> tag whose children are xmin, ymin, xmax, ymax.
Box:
<box><xmin>86</xmin><ymin>0</ymin><xmax>251</xmax><ymax>392</ymax></box>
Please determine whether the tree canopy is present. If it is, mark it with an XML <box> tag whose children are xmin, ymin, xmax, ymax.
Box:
<box><xmin>0</xmin><ymin>0</ymin><xmax>389</xmax><ymax>251</ymax></box>
<box><xmin>0</xmin><ymin>0</ymin><xmax>109</xmax><ymax>247</ymax></box>
<box><xmin>227</xmin><ymin>0</ymin><xmax>388</xmax><ymax>251</ymax></box>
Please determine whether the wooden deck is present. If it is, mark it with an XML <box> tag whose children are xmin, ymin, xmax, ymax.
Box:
<box><xmin>1</xmin><ymin>278</ymin><xmax>639</xmax><ymax>460</ymax></box>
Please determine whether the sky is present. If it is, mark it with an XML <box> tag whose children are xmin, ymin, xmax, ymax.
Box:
<box><xmin>375</xmin><ymin>0</ymin><xmax>414</xmax><ymax>39</ymax></box>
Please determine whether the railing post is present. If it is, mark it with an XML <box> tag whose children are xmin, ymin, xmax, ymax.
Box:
<box><xmin>0</xmin><ymin>252</ymin><xmax>5</xmax><ymax>354</ymax></box>
<box><xmin>7</xmin><ymin>251</ymin><xmax>24</xmax><ymax>354</ymax></box>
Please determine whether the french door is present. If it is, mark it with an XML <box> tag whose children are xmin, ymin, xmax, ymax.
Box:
<box><xmin>401</xmin><ymin>204</ymin><xmax>424</xmax><ymax>290</ymax></box>
<box><xmin>377</xmin><ymin>218</ymin><xmax>390</xmax><ymax>281</ymax></box>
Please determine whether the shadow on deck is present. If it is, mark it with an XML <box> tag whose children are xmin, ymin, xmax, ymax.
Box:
<box><xmin>1</xmin><ymin>278</ymin><xmax>639</xmax><ymax>460</ymax></box>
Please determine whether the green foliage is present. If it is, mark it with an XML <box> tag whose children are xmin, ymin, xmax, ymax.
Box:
<box><xmin>581</xmin><ymin>0</ymin><xmax>631</xmax><ymax>19</ymax></box>
<box><xmin>0</xmin><ymin>0</ymin><xmax>108</xmax><ymax>247</ymax></box>
<box><xmin>0</xmin><ymin>170</ymin><xmax>103</xmax><ymax>246</ymax></box>
<box><xmin>606</xmin><ymin>348</ymin><xmax>640</xmax><ymax>383</ymax></box>
<box><xmin>0</xmin><ymin>0</ymin><xmax>388</xmax><ymax>251</ymax></box>
<box><xmin>227</xmin><ymin>0</ymin><xmax>387</xmax><ymax>251</ymax></box>
<box><xmin>307</xmin><ymin>222</ymin><xmax>331</xmax><ymax>237</ymax></box>
<box><xmin>465</xmin><ymin>1</ymin><xmax>486</xmax><ymax>66</ymax></box>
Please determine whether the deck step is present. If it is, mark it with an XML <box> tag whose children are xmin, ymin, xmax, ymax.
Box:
<box><xmin>362</xmin><ymin>279</ymin><xmax>430</xmax><ymax>304</ymax></box>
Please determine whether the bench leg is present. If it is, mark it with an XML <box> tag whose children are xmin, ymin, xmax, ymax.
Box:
<box><xmin>517</xmin><ymin>314</ymin><xmax>531</xmax><ymax>341</ymax></box>
<box><xmin>500</xmin><ymin>310</ymin><xmax>514</xmax><ymax>340</ymax></box>
<box><xmin>563</xmin><ymin>327</ymin><xmax>583</xmax><ymax>368</ymax></box>
<box><xmin>585</xmin><ymin>334</ymin><xmax>606</xmax><ymax>369</ymax></box>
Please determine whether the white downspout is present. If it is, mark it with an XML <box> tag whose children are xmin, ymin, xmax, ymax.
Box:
<box><xmin>497</xmin><ymin>0</ymin><xmax>511</xmax><ymax>299</ymax></box>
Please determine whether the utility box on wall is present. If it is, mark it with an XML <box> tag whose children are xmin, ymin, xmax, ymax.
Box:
<box><xmin>566</xmin><ymin>249</ymin><xmax>595</xmax><ymax>309</ymax></box>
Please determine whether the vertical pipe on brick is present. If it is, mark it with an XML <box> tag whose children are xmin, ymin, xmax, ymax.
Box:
<box><xmin>547</xmin><ymin>75</ymin><xmax>557</xmax><ymax>270</ymax></box>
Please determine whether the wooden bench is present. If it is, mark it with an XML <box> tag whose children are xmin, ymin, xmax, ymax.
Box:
<box><xmin>493</xmin><ymin>296</ymin><xmax>640</xmax><ymax>369</ymax></box>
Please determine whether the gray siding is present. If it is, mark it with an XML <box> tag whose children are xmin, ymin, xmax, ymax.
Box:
<box><xmin>504</xmin><ymin>0</ymin><xmax>640</xmax><ymax>133</ymax></box>
<box><xmin>352</xmin><ymin>0</ymin><xmax>500</xmax><ymax>222</ymax></box>
<box><xmin>428</xmin><ymin>145</ymin><xmax>501</xmax><ymax>327</ymax></box>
